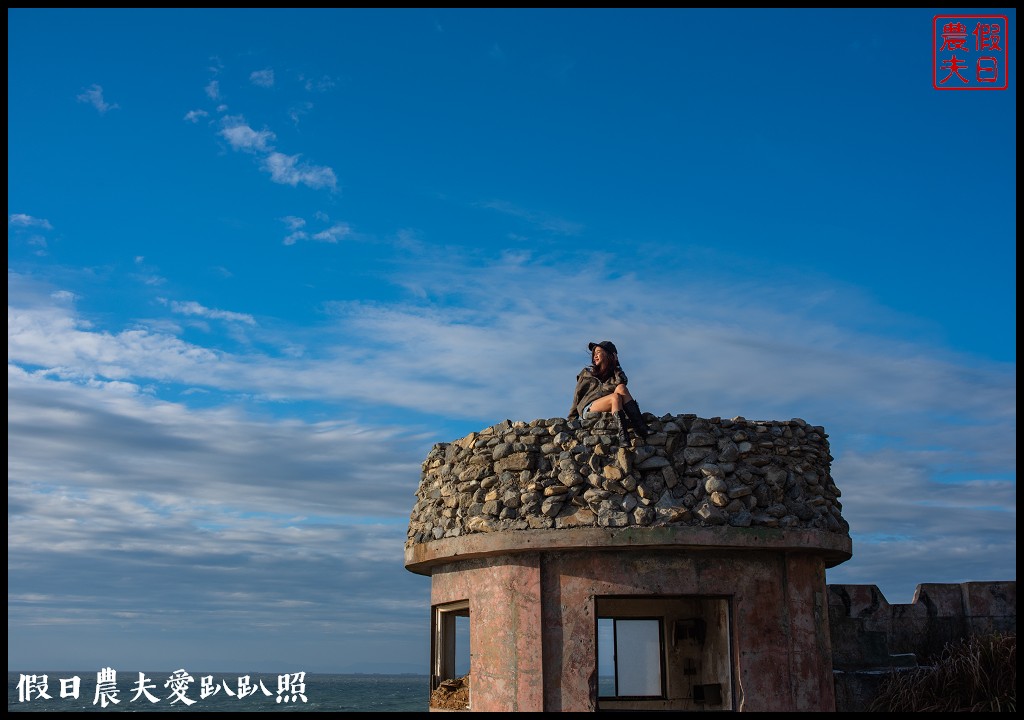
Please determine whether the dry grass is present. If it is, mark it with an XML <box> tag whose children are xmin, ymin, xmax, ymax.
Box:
<box><xmin>869</xmin><ymin>633</ymin><xmax>1016</xmax><ymax>712</ymax></box>
<box><xmin>429</xmin><ymin>674</ymin><xmax>470</xmax><ymax>710</ymax></box>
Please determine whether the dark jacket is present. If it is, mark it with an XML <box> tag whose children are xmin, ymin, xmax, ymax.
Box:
<box><xmin>568</xmin><ymin>366</ymin><xmax>628</xmax><ymax>420</ymax></box>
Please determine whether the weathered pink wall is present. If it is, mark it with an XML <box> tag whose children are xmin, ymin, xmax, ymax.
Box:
<box><xmin>431</xmin><ymin>555</ymin><xmax>546</xmax><ymax>712</ymax></box>
<box><xmin>430</xmin><ymin>546</ymin><xmax>836</xmax><ymax>712</ymax></box>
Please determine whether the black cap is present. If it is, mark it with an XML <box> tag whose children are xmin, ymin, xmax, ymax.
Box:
<box><xmin>588</xmin><ymin>340</ymin><xmax>617</xmax><ymax>355</ymax></box>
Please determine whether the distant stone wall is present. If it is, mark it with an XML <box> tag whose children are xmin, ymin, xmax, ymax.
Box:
<box><xmin>829</xmin><ymin>581</ymin><xmax>1017</xmax><ymax>669</ymax></box>
<box><xmin>829</xmin><ymin>581</ymin><xmax>1017</xmax><ymax>712</ymax></box>
<box><xmin>407</xmin><ymin>413</ymin><xmax>848</xmax><ymax>547</ymax></box>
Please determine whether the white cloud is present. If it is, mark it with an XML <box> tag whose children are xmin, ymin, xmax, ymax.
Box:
<box><xmin>76</xmin><ymin>84</ymin><xmax>119</xmax><ymax>114</ymax></box>
<box><xmin>281</xmin><ymin>215</ymin><xmax>351</xmax><ymax>246</ymax></box>
<box><xmin>165</xmin><ymin>299</ymin><xmax>257</xmax><ymax>326</ymax></box>
<box><xmin>7</xmin><ymin>364</ymin><xmax>424</xmax><ymax>519</ymax></box>
<box><xmin>216</xmin><ymin>117</ymin><xmax>337</xmax><ymax>191</ymax></box>
<box><xmin>184</xmin><ymin>109</ymin><xmax>209</xmax><ymax>123</ymax></box>
<box><xmin>281</xmin><ymin>216</ymin><xmax>306</xmax><ymax>231</ymax></box>
<box><xmin>7</xmin><ymin>249</ymin><xmax>1015</xmax><ymax>621</ymax></box>
<box><xmin>262</xmin><ymin>152</ymin><xmax>338</xmax><ymax>190</ymax></box>
<box><xmin>249</xmin><ymin>69</ymin><xmax>274</xmax><ymax>87</ymax></box>
<box><xmin>220</xmin><ymin>117</ymin><xmax>276</xmax><ymax>152</ymax></box>
<box><xmin>311</xmin><ymin>223</ymin><xmax>350</xmax><ymax>243</ymax></box>
<box><xmin>9</xmin><ymin>213</ymin><xmax>53</xmax><ymax>229</ymax></box>
<box><xmin>7</xmin><ymin>363</ymin><xmax>432</xmax><ymax>669</ymax></box>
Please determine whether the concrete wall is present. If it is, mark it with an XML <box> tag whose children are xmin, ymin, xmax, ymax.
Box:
<box><xmin>431</xmin><ymin>556</ymin><xmax>546</xmax><ymax>712</ymax></box>
<box><xmin>429</xmin><ymin>544</ymin><xmax>839</xmax><ymax>712</ymax></box>
<box><xmin>828</xmin><ymin>581</ymin><xmax>1017</xmax><ymax>712</ymax></box>
<box><xmin>829</xmin><ymin>581</ymin><xmax>1016</xmax><ymax>668</ymax></box>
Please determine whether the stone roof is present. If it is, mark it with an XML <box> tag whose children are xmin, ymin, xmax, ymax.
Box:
<box><xmin>407</xmin><ymin>412</ymin><xmax>849</xmax><ymax>548</ymax></box>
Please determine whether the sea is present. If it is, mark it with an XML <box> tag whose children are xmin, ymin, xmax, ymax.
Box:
<box><xmin>9</xmin><ymin>672</ymin><xmax>430</xmax><ymax>713</ymax></box>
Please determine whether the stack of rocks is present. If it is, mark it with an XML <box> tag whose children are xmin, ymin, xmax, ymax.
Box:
<box><xmin>406</xmin><ymin>413</ymin><xmax>847</xmax><ymax>548</ymax></box>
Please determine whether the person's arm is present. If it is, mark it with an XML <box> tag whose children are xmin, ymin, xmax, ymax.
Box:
<box><xmin>568</xmin><ymin>371</ymin><xmax>589</xmax><ymax>419</ymax></box>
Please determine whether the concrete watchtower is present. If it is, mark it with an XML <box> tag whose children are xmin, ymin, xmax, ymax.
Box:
<box><xmin>405</xmin><ymin>412</ymin><xmax>852</xmax><ymax>712</ymax></box>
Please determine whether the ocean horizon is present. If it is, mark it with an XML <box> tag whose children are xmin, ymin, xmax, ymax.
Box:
<box><xmin>9</xmin><ymin>671</ymin><xmax>430</xmax><ymax>712</ymax></box>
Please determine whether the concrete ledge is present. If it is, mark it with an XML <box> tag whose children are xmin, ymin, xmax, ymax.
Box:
<box><xmin>405</xmin><ymin>524</ymin><xmax>852</xmax><ymax>575</ymax></box>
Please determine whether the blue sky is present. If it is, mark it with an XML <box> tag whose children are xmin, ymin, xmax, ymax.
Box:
<box><xmin>8</xmin><ymin>8</ymin><xmax>1016</xmax><ymax>675</ymax></box>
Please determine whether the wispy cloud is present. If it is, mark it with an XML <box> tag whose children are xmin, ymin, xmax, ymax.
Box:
<box><xmin>299</xmin><ymin>74</ymin><xmax>337</xmax><ymax>93</ymax></box>
<box><xmin>9</xmin><ymin>214</ymin><xmax>54</xmax><ymax>256</ymax></box>
<box><xmin>478</xmin><ymin>199</ymin><xmax>583</xmax><ymax>235</ymax></box>
<box><xmin>279</xmin><ymin>215</ymin><xmax>350</xmax><ymax>246</ymax></box>
<box><xmin>281</xmin><ymin>216</ymin><xmax>306</xmax><ymax>232</ymax></box>
<box><xmin>76</xmin><ymin>84</ymin><xmax>119</xmax><ymax>114</ymax></box>
<box><xmin>7</xmin><ymin>362</ymin><xmax>431</xmax><ymax>670</ymax></box>
<box><xmin>249</xmin><ymin>69</ymin><xmax>275</xmax><ymax>87</ymax></box>
<box><xmin>311</xmin><ymin>224</ymin><xmax>350</xmax><ymax>243</ymax></box>
<box><xmin>219</xmin><ymin>116</ymin><xmax>337</xmax><ymax>191</ymax></box>
<box><xmin>9</xmin><ymin>214</ymin><xmax>53</xmax><ymax>230</ymax></box>
<box><xmin>6</xmin><ymin>239</ymin><xmax>1015</xmax><ymax>669</ymax></box>
<box><xmin>162</xmin><ymin>299</ymin><xmax>257</xmax><ymax>326</ymax></box>
<box><xmin>220</xmin><ymin>117</ymin><xmax>275</xmax><ymax>152</ymax></box>
<box><xmin>262</xmin><ymin>152</ymin><xmax>337</xmax><ymax>190</ymax></box>
<box><xmin>288</xmin><ymin>101</ymin><xmax>314</xmax><ymax>125</ymax></box>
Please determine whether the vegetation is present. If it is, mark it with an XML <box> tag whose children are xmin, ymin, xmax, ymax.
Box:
<box><xmin>869</xmin><ymin>633</ymin><xmax>1015</xmax><ymax>712</ymax></box>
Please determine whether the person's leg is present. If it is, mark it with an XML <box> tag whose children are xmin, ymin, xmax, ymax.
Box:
<box><xmin>587</xmin><ymin>392</ymin><xmax>622</xmax><ymax>414</ymax></box>
<box><xmin>586</xmin><ymin>384</ymin><xmax>635</xmax><ymax>412</ymax></box>
<box><xmin>587</xmin><ymin>390</ymin><xmax>631</xmax><ymax>445</ymax></box>
<box><xmin>601</xmin><ymin>384</ymin><xmax>649</xmax><ymax>442</ymax></box>
<box><xmin>618</xmin><ymin>383</ymin><xmax>650</xmax><ymax>441</ymax></box>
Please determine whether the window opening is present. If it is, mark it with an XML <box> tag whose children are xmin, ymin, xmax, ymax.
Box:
<box><xmin>600</xmin><ymin>617</ymin><xmax>664</xmax><ymax>697</ymax></box>
<box><xmin>596</xmin><ymin>596</ymin><xmax>733</xmax><ymax>711</ymax></box>
<box><xmin>430</xmin><ymin>600</ymin><xmax>471</xmax><ymax>711</ymax></box>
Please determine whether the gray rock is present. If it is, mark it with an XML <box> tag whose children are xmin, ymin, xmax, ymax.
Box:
<box><xmin>406</xmin><ymin>411</ymin><xmax>845</xmax><ymax>548</ymax></box>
